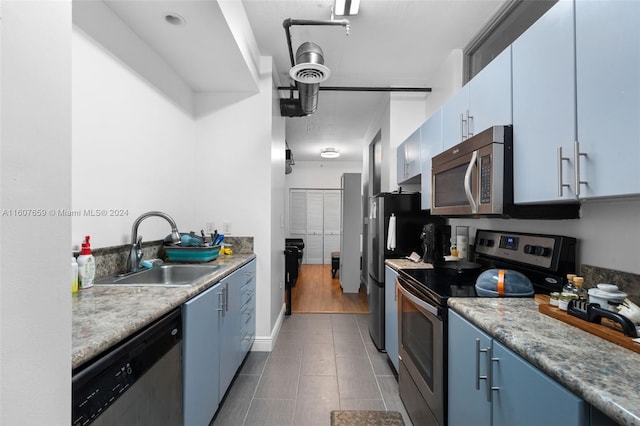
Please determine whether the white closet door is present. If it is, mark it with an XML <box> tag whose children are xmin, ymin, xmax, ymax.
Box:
<box><xmin>289</xmin><ymin>190</ymin><xmax>307</xmax><ymax>234</ymax></box>
<box><xmin>305</xmin><ymin>191</ymin><xmax>324</xmax><ymax>264</ymax></box>
<box><xmin>323</xmin><ymin>190</ymin><xmax>342</xmax><ymax>263</ymax></box>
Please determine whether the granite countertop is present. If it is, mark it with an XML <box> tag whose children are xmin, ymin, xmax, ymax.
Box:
<box><xmin>385</xmin><ymin>258</ymin><xmax>434</xmax><ymax>271</ymax></box>
<box><xmin>448</xmin><ymin>297</ymin><xmax>640</xmax><ymax>426</ymax></box>
<box><xmin>72</xmin><ymin>254</ymin><xmax>255</xmax><ymax>370</ymax></box>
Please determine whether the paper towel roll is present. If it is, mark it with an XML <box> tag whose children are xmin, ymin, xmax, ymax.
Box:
<box><xmin>386</xmin><ymin>214</ymin><xmax>396</xmax><ymax>251</ymax></box>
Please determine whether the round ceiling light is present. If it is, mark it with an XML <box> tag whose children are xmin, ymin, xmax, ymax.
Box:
<box><xmin>164</xmin><ymin>12</ymin><xmax>186</xmax><ymax>26</ymax></box>
<box><xmin>320</xmin><ymin>148</ymin><xmax>340</xmax><ymax>159</ymax></box>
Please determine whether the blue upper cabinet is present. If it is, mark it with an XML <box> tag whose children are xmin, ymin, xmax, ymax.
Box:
<box><xmin>575</xmin><ymin>0</ymin><xmax>640</xmax><ymax>199</ymax></box>
<box><xmin>397</xmin><ymin>125</ymin><xmax>422</xmax><ymax>184</ymax></box>
<box><xmin>420</xmin><ymin>108</ymin><xmax>443</xmax><ymax>210</ymax></box>
<box><xmin>442</xmin><ymin>47</ymin><xmax>512</xmax><ymax>150</ymax></box>
<box><xmin>512</xmin><ymin>0</ymin><xmax>576</xmax><ymax>203</ymax></box>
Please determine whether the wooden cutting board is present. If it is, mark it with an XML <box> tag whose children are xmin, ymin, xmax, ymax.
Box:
<box><xmin>538</xmin><ymin>302</ymin><xmax>640</xmax><ymax>354</ymax></box>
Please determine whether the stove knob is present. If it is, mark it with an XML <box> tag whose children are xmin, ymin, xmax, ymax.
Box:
<box><xmin>535</xmin><ymin>246</ymin><xmax>550</xmax><ymax>257</ymax></box>
<box><xmin>486</xmin><ymin>239</ymin><xmax>495</xmax><ymax>247</ymax></box>
<box><xmin>478</xmin><ymin>238</ymin><xmax>486</xmax><ymax>246</ymax></box>
<box><xmin>524</xmin><ymin>244</ymin><xmax>534</xmax><ymax>254</ymax></box>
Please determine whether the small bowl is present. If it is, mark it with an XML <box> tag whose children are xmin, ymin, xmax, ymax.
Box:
<box><xmin>596</xmin><ymin>283</ymin><xmax>619</xmax><ymax>292</ymax></box>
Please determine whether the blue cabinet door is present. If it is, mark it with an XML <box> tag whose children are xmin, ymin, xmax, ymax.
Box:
<box><xmin>384</xmin><ymin>266</ymin><xmax>399</xmax><ymax>371</ymax></box>
<box><xmin>492</xmin><ymin>340</ymin><xmax>588</xmax><ymax>426</ymax></box>
<box><xmin>448</xmin><ymin>310</ymin><xmax>492</xmax><ymax>426</ymax></box>
<box><xmin>218</xmin><ymin>274</ymin><xmax>240</xmax><ymax>401</ymax></box>
<box><xmin>183</xmin><ymin>283</ymin><xmax>221</xmax><ymax>426</ymax></box>
<box><xmin>420</xmin><ymin>109</ymin><xmax>443</xmax><ymax>210</ymax></box>
<box><xmin>511</xmin><ymin>0</ymin><xmax>576</xmax><ymax>203</ymax></box>
<box><xmin>575</xmin><ymin>0</ymin><xmax>640</xmax><ymax>198</ymax></box>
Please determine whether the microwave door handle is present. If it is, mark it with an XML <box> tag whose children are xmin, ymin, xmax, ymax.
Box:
<box><xmin>464</xmin><ymin>150</ymin><xmax>478</xmax><ymax>214</ymax></box>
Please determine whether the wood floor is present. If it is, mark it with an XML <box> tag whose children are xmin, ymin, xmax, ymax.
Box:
<box><xmin>291</xmin><ymin>264</ymin><xmax>369</xmax><ymax>314</ymax></box>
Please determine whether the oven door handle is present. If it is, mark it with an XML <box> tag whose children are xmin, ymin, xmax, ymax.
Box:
<box><xmin>397</xmin><ymin>278</ymin><xmax>439</xmax><ymax>317</ymax></box>
<box><xmin>464</xmin><ymin>150</ymin><xmax>478</xmax><ymax>214</ymax></box>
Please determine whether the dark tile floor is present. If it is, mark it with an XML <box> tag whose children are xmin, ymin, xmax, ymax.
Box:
<box><xmin>211</xmin><ymin>313</ymin><xmax>412</xmax><ymax>426</ymax></box>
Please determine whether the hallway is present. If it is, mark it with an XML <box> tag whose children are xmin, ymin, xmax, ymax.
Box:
<box><xmin>211</xmin><ymin>313</ymin><xmax>412</xmax><ymax>426</ymax></box>
<box><xmin>291</xmin><ymin>264</ymin><xmax>369</xmax><ymax>314</ymax></box>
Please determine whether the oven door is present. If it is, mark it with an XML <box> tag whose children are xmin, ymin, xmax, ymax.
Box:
<box><xmin>431</xmin><ymin>142</ymin><xmax>504</xmax><ymax>216</ymax></box>
<box><xmin>397</xmin><ymin>276</ymin><xmax>444</xmax><ymax>426</ymax></box>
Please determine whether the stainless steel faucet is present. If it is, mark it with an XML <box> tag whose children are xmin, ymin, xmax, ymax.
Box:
<box><xmin>129</xmin><ymin>211</ymin><xmax>181</xmax><ymax>272</ymax></box>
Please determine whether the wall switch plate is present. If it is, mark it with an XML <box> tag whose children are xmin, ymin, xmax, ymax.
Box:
<box><xmin>206</xmin><ymin>222</ymin><xmax>217</xmax><ymax>234</ymax></box>
<box><xmin>223</xmin><ymin>222</ymin><xmax>232</xmax><ymax>234</ymax></box>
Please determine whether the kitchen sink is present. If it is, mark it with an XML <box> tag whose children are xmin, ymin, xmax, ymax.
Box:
<box><xmin>94</xmin><ymin>264</ymin><xmax>220</xmax><ymax>287</ymax></box>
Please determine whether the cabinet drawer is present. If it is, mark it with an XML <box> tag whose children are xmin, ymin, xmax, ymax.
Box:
<box><xmin>240</xmin><ymin>282</ymin><xmax>256</xmax><ymax>307</ymax></box>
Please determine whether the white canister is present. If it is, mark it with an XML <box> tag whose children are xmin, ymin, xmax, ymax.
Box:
<box><xmin>588</xmin><ymin>284</ymin><xmax>627</xmax><ymax>311</ymax></box>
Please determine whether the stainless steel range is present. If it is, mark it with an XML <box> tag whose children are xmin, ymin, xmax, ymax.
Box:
<box><xmin>396</xmin><ymin>229</ymin><xmax>576</xmax><ymax>426</ymax></box>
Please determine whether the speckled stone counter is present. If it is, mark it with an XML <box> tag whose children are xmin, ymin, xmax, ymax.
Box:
<box><xmin>448</xmin><ymin>297</ymin><xmax>640</xmax><ymax>426</ymax></box>
<box><xmin>72</xmin><ymin>254</ymin><xmax>255</xmax><ymax>370</ymax></box>
<box><xmin>385</xmin><ymin>258</ymin><xmax>433</xmax><ymax>271</ymax></box>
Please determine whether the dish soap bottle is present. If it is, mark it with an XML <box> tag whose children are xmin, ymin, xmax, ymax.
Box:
<box><xmin>72</xmin><ymin>257</ymin><xmax>79</xmax><ymax>293</ymax></box>
<box><xmin>77</xmin><ymin>236</ymin><xmax>96</xmax><ymax>289</ymax></box>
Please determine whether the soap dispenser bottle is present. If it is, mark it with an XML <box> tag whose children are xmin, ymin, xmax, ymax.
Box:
<box><xmin>77</xmin><ymin>235</ymin><xmax>96</xmax><ymax>289</ymax></box>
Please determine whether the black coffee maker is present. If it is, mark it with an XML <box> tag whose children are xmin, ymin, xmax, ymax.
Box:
<box><xmin>421</xmin><ymin>223</ymin><xmax>451</xmax><ymax>264</ymax></box>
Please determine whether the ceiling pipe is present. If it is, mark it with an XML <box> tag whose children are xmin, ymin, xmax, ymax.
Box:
<box><xmin>280</xmin><ymin>18</ymin><xmax>432</xmax><ymax>117</ymax></box>
<box><xmin>283</xmin><ymin>18</ymin><xmax>351</xmax><ymax>70</ymax></box>
<box><xmin>277</xmin><ymin>86</ymin><xmax>432</xmax><ymax>92</ymax></box>
<box><xmin>282</xmin><ymin>18</ymin><xmax>350</xmax><ymax>115</ymax></box>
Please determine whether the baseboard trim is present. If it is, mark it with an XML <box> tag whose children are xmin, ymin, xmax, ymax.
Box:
<box><xmin>251</xmin><ymin>303</ymin><xmax>286</xmax><ymax>352</ymax></box>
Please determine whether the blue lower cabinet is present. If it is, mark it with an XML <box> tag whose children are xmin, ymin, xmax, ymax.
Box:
<box><xmin>384</xmin><ymin>266</ymin><xmax>399</xmax><ymax>371</ymax></box>
<box><xmin>183</xmin><ymin>283</ymin><xmax>221</xmax><ymax>426</ymax></box>
<box><xmin>448</xmin><ymin>310</ymin><xmax>588</xmax><ymax>426</ymax></box>
<box><xmin>182</xmin><ymin>258</ymin><xmax>257</xmax><ymax>425</ymax></box>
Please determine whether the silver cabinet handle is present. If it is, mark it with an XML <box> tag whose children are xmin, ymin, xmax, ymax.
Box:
<box><xmin>467</xmin><ymin>110</ymin><xmax>474</xmax><ymax>138</ymax></box>
<box><xmin>487</xmin><ymin>346</ymin><xmax>500</xmax><ymax>402</ymax></box>
<box><xmin>464</xmin><ymin>150</ymin><xmax>478</xmax><ymax>214</ymax></box>
<box><xmin>574</xmin><ymin>140</ymin><xmax>588</xmax><ymax>197</ymax></box>
<box><xmin>557</xmin><ymin>146</ymin><xmax>571</xmax><ymax>197</ymax></box>
<box><xmin>460</xmin><ymin>113</ymin><xmax>467</xmax><ymax>141</ymax></box>
<box><xmin>217</xmin><ymin>290</ymin><xmax>224</xmax><ymax>312</ymax></box>
<box><xmin>475</xmin><ymin>339</ymin><xmax>489</xmax><ymax>390</ymax></box>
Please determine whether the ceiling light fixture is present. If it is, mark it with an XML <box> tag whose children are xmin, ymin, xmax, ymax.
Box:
<box><xmin>320</xmin><ymin>148</ymin><xmax>340</xmax><ymax>159</ymax></box>
<box><xmin>164</xmin><ymin>12</ymin><xmax>186</xmax><ymax>26</ymax></box>
<box><xmin>334</xmin><ymin>0</ymin><xmax>360</xmax><ymax>16</ymax></box>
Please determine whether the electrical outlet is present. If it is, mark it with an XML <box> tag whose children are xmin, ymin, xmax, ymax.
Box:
<box><xmin>223</xmin><ymin>222</ymin><xmax>232</xmax><ymax>234</ymax></box>
<box><xmin>206</xmin><ymin>222</ymin><xmax>217</xmax><ymax>234</ymax></box>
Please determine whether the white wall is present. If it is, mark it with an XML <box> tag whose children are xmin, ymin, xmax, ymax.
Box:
<box><xmin>72</xmin><ymin>28</ymin><xmax>198</xmax><ymax>249</ymax></box>
<box><xmin>1</xmin><ymin>2</ymin><xmax>71</xmax><ymax>423</ymax></box>
<box><xmin>450</xmin><ymin>198</ymin><xmax>640</xmax><ymax>275</ymax></box>
<box><xmin>194</xmin><ymin>57</ymin><xmax>282</xmax><ymax>348</ymax></box>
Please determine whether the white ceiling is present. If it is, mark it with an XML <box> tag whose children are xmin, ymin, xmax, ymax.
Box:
<box><xmin>92</xmin><ymin>0</ymin><xmax>509</xmax><ymax>163</ymax></box>
<box><xmin>243</xmin><ymin>0</ymin><xmax>509</xmax><ymax>162</ymax></box>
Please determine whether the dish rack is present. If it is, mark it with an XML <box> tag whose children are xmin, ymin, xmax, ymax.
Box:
<box><xmin>164</xmin><ymin>245</ymin><xmax>221</xmax><ymax>263</ymax></box>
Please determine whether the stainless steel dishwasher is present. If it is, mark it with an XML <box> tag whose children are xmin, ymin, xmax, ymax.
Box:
<box><xmin>72</xmin><ymin>308</ymin><xmax>183</xmax><ymax>426</ymax></box>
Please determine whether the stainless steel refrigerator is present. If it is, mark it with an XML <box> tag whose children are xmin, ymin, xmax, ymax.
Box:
<box><xmin>367</xmin><ymin>192</ymin><xmax>444</xmax><ymax>351</ymax></box>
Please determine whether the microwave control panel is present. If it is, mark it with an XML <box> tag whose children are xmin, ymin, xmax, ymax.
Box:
<box><xmin>480</xmin><ymin>155</ymin><xmax>492</xmax><ymax>204</ymax></box>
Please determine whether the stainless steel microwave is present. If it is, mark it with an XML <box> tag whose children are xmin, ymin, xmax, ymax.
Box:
<box><xmin>431</xmin><ymin>126</ymin><xmax>511</xmax><ymax>216</ymax></box>
<box><xmin>430</xmin><ymin>125</ymin><xmax>580</xmax><ymax>218</ymax></box>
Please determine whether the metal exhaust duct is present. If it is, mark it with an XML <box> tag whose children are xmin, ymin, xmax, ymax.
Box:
<box><xmin>289</xmin><ymin>42</ymin><xmax>330</xmax><ymax>115</ymax></box>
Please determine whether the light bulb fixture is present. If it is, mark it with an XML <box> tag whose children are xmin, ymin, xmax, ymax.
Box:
<box><xmin>164</xmin><ymin>12</ymin><xmax>186</xmax><ymax>26</ymax></box>
<box><xmin>320</xmin><ymin>148</ymin><xmax>340</xmax><ymax>159</ymax></box>
<box><xmin>334</xmin><ymin>0</ymin><xmax>360</xmax><ymax>16</ymax></box>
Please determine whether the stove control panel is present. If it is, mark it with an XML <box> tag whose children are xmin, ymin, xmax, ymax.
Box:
<box><xmin>475</xmin><ymin>230</ymin><xmax>560</xmax><ymax>269</ymax></box>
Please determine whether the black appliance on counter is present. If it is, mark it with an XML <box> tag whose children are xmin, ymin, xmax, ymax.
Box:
<box><xmin>396</xmin><ymin>229</ymin><xmax>576</xmax><ymax>426</ymax></box>
<box><xmin>421</xmin><ymin>223</ymin><xmax>451</xmax><ymax>265</ymax></box>
<box><xmin>367</xmin><ymin>192</ymin><xmax>445</xmax><ymax>351</ymax></box>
